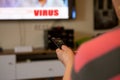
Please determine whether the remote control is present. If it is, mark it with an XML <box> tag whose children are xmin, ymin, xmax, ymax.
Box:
<box><xmin>51</xmin><ymin>37</ymin><xmax>65</xmax><ymax>49</ymax></box>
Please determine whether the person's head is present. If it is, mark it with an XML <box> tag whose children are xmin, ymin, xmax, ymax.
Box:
<box><xmin>38</xmin><ymin>0</ymin><xmax>47</xmax><ymax>6</ymax></box>
<box><xmin>112</xmin><ymin>0</ymin><xmax>120</xmax><ymax>20</ymax></box>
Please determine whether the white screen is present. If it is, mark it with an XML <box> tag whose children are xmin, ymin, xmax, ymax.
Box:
<box><xmin>0</xmin><ymin>0</ymin><xmax>69</xmax><ymax>20</ymax></box>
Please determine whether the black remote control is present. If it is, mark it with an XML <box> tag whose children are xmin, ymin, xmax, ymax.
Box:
<box><xmin>51</xmin><ymin>37</ymin><xmax>65</xmax><ymax>49</ymax></box>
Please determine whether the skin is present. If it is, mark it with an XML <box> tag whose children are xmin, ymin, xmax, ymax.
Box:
<box><xmin>56</xmin><ymin>0</ymin><xmax>120</xmax><ymax>80</ymax></box>
<box><xmin>56</xmin><ymin>45</ymin><xmax>74</xmax><ymax>80</ymax></box>
<box><xmin>38</xmin><ymin>0</ymin><xmax>47</xmax><ymax>7</ymax></box>
<box><xmin>112</xmin><ymin>0</ymin><xmax>120</xmax><ymax>19</ymax></box>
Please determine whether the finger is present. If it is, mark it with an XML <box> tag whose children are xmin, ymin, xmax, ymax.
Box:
<box><xmin>62</xmin><ymin>45</ymin><xmax>70</xmax><ymax>51</ymax></box>
<box><xmin>56</xmin><ymin>48</ymin><xmax>64</xmax><ymax>54</ymax></box>
<box><xmin>56</xmin><ymin>48</ymin><xmax>60</xmax><ymax>52</ymax></box>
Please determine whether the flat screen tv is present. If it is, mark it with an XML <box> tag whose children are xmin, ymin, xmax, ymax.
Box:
<box><xmin>0</xmin><ymin>0</ymin><xmax>76</xmax><ymax>20</ymax></box>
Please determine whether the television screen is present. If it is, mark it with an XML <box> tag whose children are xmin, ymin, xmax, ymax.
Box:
<box><xmin>0</xmin><ymin>0</ymin><xmax>76</xmax><ymax>20</ymax></box>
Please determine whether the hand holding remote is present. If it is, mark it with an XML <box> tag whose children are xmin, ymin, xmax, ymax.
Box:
<box><xmin>51</xmin><ymin>37</ymin><xmax>65</xmax><ymax>49</ymax></box>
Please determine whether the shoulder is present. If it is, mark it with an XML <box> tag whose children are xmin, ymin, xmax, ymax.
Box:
<box><xmin>52</xmin><ymin>0</ymin><xmax>65</xmax><ymax>7</ymax></box>
<box><xmin>72</xmin><ymin>27</ymin><xmax>120</xmax><ymax>80</ymax></box>
<box><xmin>77</xmin><ymin>27</ymin><xmax>120</xmax><ymax>54</ymax></box>
<box><xmin>74</xmin><ymin>27</ymin><xmax>120</xmax><ymax>71</ymax></box>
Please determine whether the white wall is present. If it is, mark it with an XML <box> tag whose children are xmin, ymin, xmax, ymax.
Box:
<box><xmin>0</xmin><ymin>0</ymin><xmax>117</xmax><ymax>49</ymax></box>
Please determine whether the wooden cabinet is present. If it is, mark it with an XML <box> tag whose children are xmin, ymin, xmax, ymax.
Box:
<box><xmin>0</xmin><ymin>55</ymin><xmax>16</xmax><ymax>80</ymax></box>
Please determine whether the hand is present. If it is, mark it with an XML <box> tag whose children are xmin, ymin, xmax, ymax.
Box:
<box><xmin>56</xmin><ymin>45</ymin><xmax>74</xmax><ymax>67</ymax></box>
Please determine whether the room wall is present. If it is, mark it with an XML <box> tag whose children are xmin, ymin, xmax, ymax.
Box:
<box><xmin>0</xmin><ymin>0</ymin><xmax>118</xmax><ymax>49</ymax></box>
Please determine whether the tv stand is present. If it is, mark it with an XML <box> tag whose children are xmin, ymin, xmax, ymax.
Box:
<box><xmin>0</xmin><ymin>49</ymin><xmax>64</xmax><ymax>80</ymax></box>
<box><xmin>16</xmin><ymin>52</ymin><xmax>58</xmax><ymax>62</ymax></box>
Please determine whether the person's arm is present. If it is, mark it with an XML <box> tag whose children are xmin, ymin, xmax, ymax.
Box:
<box><xmin>56</xmin><ymin>45</ymin><xmax>74</xmax><ymax>80</ymax></box>
<box><xmin>63</xmin><ymin>62</ymin><xmax>73</xmax><ymax>80</ymax></box>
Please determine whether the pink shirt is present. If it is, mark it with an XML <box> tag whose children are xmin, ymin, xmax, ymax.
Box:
<box><xmin>72</xmin><ymin>27</ymin><xmax>120</xmax><ymax>80</ymax></box>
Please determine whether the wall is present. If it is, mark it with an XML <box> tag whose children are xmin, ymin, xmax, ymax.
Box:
<box><xmin>0</xmin><ymin>0</ymin><xmax>118</xmax><ymax>49</ymax></box>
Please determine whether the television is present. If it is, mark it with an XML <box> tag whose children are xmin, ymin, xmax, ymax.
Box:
<box><xmin>0</xmin><ymin>0</ymin><xmax>76</xmax><ymax>20</ymax></box>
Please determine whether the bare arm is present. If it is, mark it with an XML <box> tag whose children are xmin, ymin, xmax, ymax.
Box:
<box><xmin>56</xmin><ymin>45</ymin><xmax>74</xmax><ymax>80</ymax></box>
